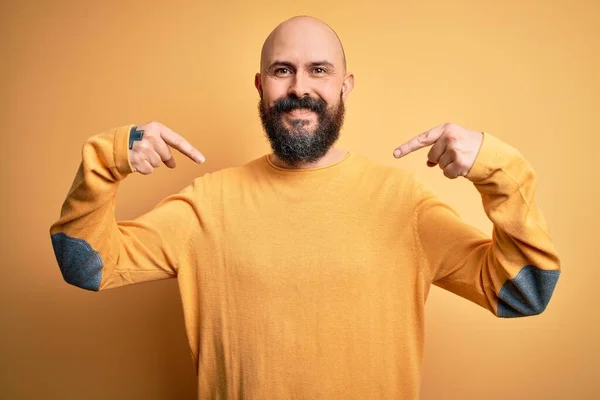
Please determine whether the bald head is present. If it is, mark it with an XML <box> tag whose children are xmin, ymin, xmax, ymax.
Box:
<box><xmin>260</xmin><ymin>16</ymin><xmax>347</xmax><ymax>73</ymax></box>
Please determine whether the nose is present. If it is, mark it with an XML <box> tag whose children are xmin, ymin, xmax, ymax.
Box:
<box><xmin>287</xmin><ymin>72</ymin><xmax>311</xmax><ymax>98</ymax></box>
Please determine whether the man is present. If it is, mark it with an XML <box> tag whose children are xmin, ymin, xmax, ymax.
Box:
<box><xmin>50</xmin><ymin>15</ymin><xmax>561</xmax><ymax>399</ymax></box>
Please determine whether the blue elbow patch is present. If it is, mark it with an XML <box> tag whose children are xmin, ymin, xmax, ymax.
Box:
<box><xmin>51</xmin><ymin>232</ymin><xmax>103</xmax><ymax>291</ymax></box>
<box><xmin>497</xmin><ymin>265</ymin><xmax>560</xmax><ymax>318</ymax></box>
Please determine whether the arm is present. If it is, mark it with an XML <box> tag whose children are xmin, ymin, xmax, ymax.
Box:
<box><xmin>396</xmin><ymin>124</ymin><xmax>561</xmax><ymax>317</ymax></box>
<box><xmin>49</xmin><ymin>123</ymin><xmax>205</xmax><ymax>291</ymax></box>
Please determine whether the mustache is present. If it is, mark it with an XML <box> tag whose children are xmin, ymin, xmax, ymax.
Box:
<box><xmin>272</xmin><ymin>95</ymin><xmax>327</xmax><ymax>114</ymax></box>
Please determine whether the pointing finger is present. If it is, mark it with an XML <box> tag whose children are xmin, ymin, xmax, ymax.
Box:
<box><xmin>393</xmin><ymin>124</ymin><xmax>445</xmax><ymax>158</ymax></box>
<box><xmin>160</xmin><ymin>126</ymin><xmax>206</xmax><ymax>164</ymax></box>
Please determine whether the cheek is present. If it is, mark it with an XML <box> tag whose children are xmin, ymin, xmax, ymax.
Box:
<box><xmin>317</xmin><ymin>83</ymin><xmax>343</xmax><ymax>105</ymax></box>
<box><xmin>262</xmin><ymin>79</ymin><xmax>288</xmax><ymax>104</ymax></box>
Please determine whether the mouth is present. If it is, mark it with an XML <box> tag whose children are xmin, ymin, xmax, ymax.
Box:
<box><xmin>285</xmin><ymin>108</ymin><xmax>314</xmax><ymax>118</ymax></box>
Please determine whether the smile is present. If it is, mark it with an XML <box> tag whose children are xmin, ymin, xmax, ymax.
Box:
<box><xmin>285</xmin><ymin>108</ymin><xmax>314</xmax><ymax>118</ymax></box>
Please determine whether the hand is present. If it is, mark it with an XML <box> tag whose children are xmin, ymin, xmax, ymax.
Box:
<box><xmin>393</xmin><ymin>123</ymin><xmax>483</xmax><ymax>179</ymax></box>
<box><xmin>129</xmin><ymin>121</ymin><xmax>205</xmax><ymax>175</ymax></box>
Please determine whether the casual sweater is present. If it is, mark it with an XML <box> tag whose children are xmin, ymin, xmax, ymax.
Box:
<box><xmin>50</xmin><ymin>125</ymin><xmax>561</xmax><ymax>399</ymax></box>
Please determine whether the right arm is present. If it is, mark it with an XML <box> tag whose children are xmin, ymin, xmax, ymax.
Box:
<box><xmin>49</xmin><ymin>122</ymin><xmax>205</xmax><ymax>291</ymax></box>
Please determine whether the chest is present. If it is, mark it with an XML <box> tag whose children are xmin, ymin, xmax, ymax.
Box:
<box><xmin>202</xmin><ymin>195</ymin><xmax>419</xmax><ymax>302</ymax></box>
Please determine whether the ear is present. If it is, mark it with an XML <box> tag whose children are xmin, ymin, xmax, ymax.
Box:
<box><xmin>254</xmin><ymin>73</ymin><xmax>263</xmax><ymax>98</ymax></box>
<box><xmin>341</xmin><ymin>73</ymin><xmax>355</xmax><ymax>102</ymax></box>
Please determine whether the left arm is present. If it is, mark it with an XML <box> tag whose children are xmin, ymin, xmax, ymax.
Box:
<box><xmin>395</xmin><ymin>123</ymin><xmax>561</xmax><ymax>317</ymax></box>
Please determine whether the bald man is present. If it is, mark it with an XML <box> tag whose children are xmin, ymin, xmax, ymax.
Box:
<box><xmin>50</xmin><ymin>16</ymin><xmax>561</xmax><ymax>399</ymax></box>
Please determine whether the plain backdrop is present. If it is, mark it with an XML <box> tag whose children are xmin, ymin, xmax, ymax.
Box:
<box><xmin>1</xmin><ymin>0</ymin><xmax>598</xmax><ymax>399</ymax></box>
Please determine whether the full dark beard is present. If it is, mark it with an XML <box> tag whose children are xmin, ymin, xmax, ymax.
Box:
<box><xmin>258</xmin><ymin>93</ymin><xmax>345</xmax><ymax>166</ymax></box>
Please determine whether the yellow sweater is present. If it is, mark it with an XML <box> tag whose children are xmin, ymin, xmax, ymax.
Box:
<box><xmin>50</xmin><ymin>125</ymin><xmax>561</xmax><ymax>399</ymax></box>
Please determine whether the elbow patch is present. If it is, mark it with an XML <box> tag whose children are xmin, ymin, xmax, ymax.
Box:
<box><xmin>51</xmin><ymin>232</ymin><xmax>103</xmax><ymax>291</ymax></box>
<box><xmin>497</xmin><ymin>265</ymin><xmax>560</xmax><ymax>318</ymax></box>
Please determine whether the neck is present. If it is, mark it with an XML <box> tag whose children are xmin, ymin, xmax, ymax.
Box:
<box><xmin>269</xmin><ymin>147</ymin><xmax>348</xmax><ymax>169</ymax></box>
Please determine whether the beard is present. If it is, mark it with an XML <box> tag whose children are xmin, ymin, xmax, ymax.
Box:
<box><xmin>258</xmin><ymin>93</ymin><xmax>345</xmax><ymax>166</ymax></box>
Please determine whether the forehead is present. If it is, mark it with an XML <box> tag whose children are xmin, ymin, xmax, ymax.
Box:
<box><xmin>262</xmin><ymin>23</ymin><xmax>344</xmax><ymax>69</ymax></box>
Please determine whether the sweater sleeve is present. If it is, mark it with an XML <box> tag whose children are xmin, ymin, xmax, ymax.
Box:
<box><xmin>413</xmin><ymin>133</ymin><xmax>561</xmax><ymax>317</ymax></box>
<box><xmin>49</xmin><ymin>125</ymin><xmax>199</xmax><ymax>291</ymax></box>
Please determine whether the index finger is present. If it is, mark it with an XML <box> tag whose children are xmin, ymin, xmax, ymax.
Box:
<box><xmin>160</xmin><ymin>127</ymin><xmax>205</xmax><ymax>164</ymax></box>
<box><xmin>393</xmin><ymin>124</ymin><xmax>445</xmax><ymax>158</ymax></box>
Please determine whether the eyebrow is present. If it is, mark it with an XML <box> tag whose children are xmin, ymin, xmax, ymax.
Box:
<box><xmin>267</xmin><ymin>60</ymin><xmax>336</xmax><ymax>71</ymax></box>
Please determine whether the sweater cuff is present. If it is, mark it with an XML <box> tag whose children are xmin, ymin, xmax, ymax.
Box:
<box><xmin>111</xmin><ymin>124</ymin><xmax>135</xmax><ymax>179</ymax></box>
<box><xmin>465</xmin><ymin>132</ymin><xmax>513</xmax><ymax>182</ymax></box>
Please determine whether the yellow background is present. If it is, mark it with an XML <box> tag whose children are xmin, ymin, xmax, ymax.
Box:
<box><xmin>2</xmin><ymin>0</ymin><xmax>598</xmax><ymax>398</ymax></box>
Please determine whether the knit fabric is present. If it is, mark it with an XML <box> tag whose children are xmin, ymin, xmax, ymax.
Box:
<box><xmin>50</xmin><ymin>125</ymin><xmax>561</xmax><ymax>399</ymax></box>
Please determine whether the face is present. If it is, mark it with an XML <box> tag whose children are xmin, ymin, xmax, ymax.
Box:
<box><xmin>255</xmin><ymin>19</ymin><xmax>354</xmax><ymax>165</ymax></box>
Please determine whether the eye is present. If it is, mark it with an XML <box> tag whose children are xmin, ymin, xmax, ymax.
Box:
<box><xmin>274</xmin><ymin>67</ymin><xmax>292</xmax><ymax>76</ymax></box>
<box><xmin>313</xmin><ymin>67</ymin><xmax>327</xmax><ymax>75</ymax></box>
